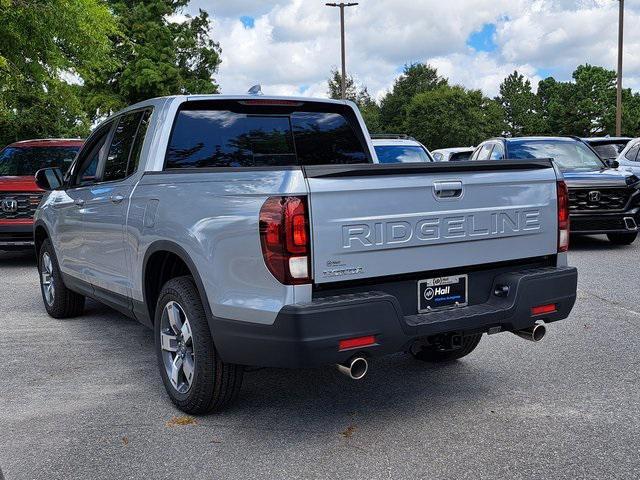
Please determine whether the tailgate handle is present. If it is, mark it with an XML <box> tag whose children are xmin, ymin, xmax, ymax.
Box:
<box><xmin>433</xmin><ymin>181</ymin><xmax>463</xmax><ymax>199</ymax></box>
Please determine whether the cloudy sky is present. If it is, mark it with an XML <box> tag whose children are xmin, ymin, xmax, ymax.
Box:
<box><xmin>184</xmin><ymin>0</ymin><xmax>640</xmax><ymax>99</ymax></box>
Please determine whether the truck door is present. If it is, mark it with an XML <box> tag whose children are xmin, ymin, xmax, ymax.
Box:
<box><xmin>53</xmin><ymin>122</ymin><xmax>114</xmax><ymax>283</ymax></box>
<box><xmin>82</xmin><ymin>110</ymin><xmax>150</xmax><ymax>302</ymax></box>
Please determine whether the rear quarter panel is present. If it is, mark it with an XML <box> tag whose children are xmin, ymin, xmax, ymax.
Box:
<box><xmin>129</xmin><ymin>169</ymin><xmax>311</xmax><ymax>325</ymax></box>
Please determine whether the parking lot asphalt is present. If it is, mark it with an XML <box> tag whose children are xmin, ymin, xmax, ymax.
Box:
<box><xmin>1</xmin><ymin>237</ymin><xmax>639</xmax><ymax>480</ymax></box>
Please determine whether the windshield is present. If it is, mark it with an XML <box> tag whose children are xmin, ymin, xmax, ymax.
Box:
<box><xmin>374</xmin><ymin>145</ymin><xmax>433</xmax><ymax>164</ymax></box>
<box><xmin>508</xmin><ymin>140</ymin><xmax>605</xmax><ymax>171</ymax></box>
<box><xmin>0</xmin><ymin>146</ymin><xmax>79</xmax><ymax>176</ymax></box>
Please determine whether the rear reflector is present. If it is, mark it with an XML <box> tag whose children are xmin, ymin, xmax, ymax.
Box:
<box><xmin>339</xmin><ymin>335</ymin><xmax>376</xmax><ymax>351</ymax></box>
<box><xmin>531</xmin><ymin>304</ymin><xmax>557</xmax><ymax>316</ymax></box>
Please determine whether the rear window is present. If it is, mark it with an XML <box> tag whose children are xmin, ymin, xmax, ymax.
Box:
<box><xmin>165</xmin><ymin>102</ymin><xmax>369</xmax><ymax>169</ymax></box>
<box><xmin>591</xmin><ymin>143</ymin><xmax>626</xmax><ymax>160</ymax></box>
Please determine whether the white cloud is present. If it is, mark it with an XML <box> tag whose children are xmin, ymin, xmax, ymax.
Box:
<box><xmin>187</xmin><ymin>0</ymin><xmax>640</xmax><ymax>99</ymax></box>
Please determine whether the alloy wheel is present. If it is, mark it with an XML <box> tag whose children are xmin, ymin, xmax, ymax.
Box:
<box><xmin>41</xmin><ymin>252</ymin><xmax>55</xmax><ymax>306</ymax></box>
<box><xmin>160</xmin><ymin>301</ymin><xmax>195</xmax><ymax>394</ymax></box>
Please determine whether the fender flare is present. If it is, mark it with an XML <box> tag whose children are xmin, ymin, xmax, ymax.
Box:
<box><xmin>142</xmin><ymin>240</ymin><xmax>217</xmax><ymax>332</ymax></box>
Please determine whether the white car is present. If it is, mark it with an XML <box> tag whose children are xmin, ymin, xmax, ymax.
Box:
<box><xmin>371</xmin><ymin>135</ymin><xmax>434</xmax><ymax>163</ymax></box>
<box><xmin>615</xmin><ymin>137</ymin><xmax>640</xmax><ymax>175</ymax></box>
<box><xmin>432</xmin><ymin>147</ymin><xmax>474</xmax><ymax>162</ymax></box>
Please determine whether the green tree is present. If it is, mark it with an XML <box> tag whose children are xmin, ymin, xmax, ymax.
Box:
<box><xmin>84</xmin><ymin>0</ymin><xmax>222</xmax><ymax>121</ymax></box>
<box><xmin>379</xmin><ymin>63</ymin><xmax>448</xmax><ymax>131</ymax></box>
<box><xmin>0</xmin><ymin>0</ymin><xmax>117</xmax><ymax>146</ymax></box>
<box><xmin>497</xmin><ymin>71</ymin><xmax>545</xmax><ymax>136</ymax></box>
<box><xmin>327</xmin><ymin>69</ymin><xmax>381</xmax><ymax>132</ymax></box>
<box><xmin>536</xmin><ymin>64</ymin><xmax>639</xmax><ymax>136</ymax></box>
<box><xmin>404</xmin><ymin>85</ymin><xmax>505</xmax><ymax>150</ymax></box>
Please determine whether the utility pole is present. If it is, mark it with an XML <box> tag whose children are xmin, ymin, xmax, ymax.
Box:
<box><xmin>326</xmin><ymin>2</ymin><xmax>358</xmax><ymax>99</ymax></box>
<box><xmin>616</xmin><ymin>0</ymin><xmax>624</xmax><ymax>136</ymax></box>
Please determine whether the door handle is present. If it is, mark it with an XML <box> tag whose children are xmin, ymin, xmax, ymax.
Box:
<box><xmin>433</xmin><ymin>181</ymin><xmax>463</xmax><ymax>199</ymax></box>
<box><xmin>74</xmin><ymin>198</ymin><xmax>85</xmax><ymax>207</ymax></box>
<box><xmin>110</xmin><ymin>194</ymin><xmax>124</xmax><ymax>204</ymax></box>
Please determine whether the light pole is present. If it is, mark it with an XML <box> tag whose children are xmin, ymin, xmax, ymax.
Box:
<box><xmin>326</xmin><ymin>2</ymin><xmax>358</xmax><ymax>99</ymax></box>
<box><xmin>616</xmin><ymin>0</ymin><xmax>624</xmax><ymax>136</ymax></box>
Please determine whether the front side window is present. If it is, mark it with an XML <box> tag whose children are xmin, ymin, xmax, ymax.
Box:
<box><xmin>374</xmin><ymin>145</ymin><xmax>433</xmax><ymax>164</ymax></box>
<box><xmin>73</xmin><ymin>123</ymin><xmax>113</xmax><ymax>186</ymax></box>
<box><xmin>0</xmin><ymin>146</ymin><xmax>79</xmax><ymax>176</ymax></box>
<box><xmin>165</xmin><ymin>103</ymin><xmax>369</xmax><ymax>169</ymax></box>
<box><xmin>508</xmin><ymin>140</ymin><xmax>605</xmax><ymax>171</ymax></box>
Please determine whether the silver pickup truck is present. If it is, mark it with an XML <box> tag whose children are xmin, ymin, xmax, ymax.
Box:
<box><xmin>33</xmin><ymin>95</ymin><xmax>578</xmax><ymax>413</ymax></box>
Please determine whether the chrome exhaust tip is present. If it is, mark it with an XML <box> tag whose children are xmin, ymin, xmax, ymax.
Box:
<box><xmin>337</xmin><ymin>357</ymin><xmax>368</xmax><ymax>380</ymax></box>
<box><xmin>514</xmin><ymin>324</ymin><xmax>546</xmax><ymax>342</ymax></box>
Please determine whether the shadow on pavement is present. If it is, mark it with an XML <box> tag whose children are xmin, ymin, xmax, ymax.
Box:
<box><xmin>569</xmin><ymin>234</ymin><xmax>637</xmax><ymax>251</ymax></box>
<box><xmin>0</xmin><ymin>250</ymin><xmax>36</xmax><ymax>268</ymax></box>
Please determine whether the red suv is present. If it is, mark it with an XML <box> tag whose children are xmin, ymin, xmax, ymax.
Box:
<box><xmin>0</xmin><ymin>139</ymin><xmax>83</xmax><ymax>251</ymax></box>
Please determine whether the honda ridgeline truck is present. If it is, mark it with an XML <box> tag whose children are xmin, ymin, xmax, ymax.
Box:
<box><xmin>34</xmin><ymin>96</ymin><xmax>578</xmax><ymax>413</ymax></box>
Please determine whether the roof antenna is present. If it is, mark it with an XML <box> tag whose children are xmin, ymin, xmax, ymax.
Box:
<box><xmin>248</xmin><ymin>84</ymin><xmax>263</xmax><ymax>96</ymax></box>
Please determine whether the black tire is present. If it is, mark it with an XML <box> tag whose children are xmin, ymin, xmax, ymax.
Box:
<box><xmin>154</xmin><ymin>276</ymin><xmax>243</xmax><ymax>414</ymax></box>
<box><xmin>607</xmin><ymin>232</ymin><xmax>637</xmax><ymax>245</ymax></box>
<box><xmin>38</xmin><ymin>239</ymin><xmax>85</xmax><ymax>318</ymax></box>
<box><xmin>411</xmin><ymin>334</ymin><xmax>482</xmax><ymax>362</ymax></box>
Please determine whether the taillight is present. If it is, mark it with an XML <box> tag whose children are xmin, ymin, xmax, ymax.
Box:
<box><xmin>259</xmin><ymin>196</ymin><xmax>311</xmax><ymax>285</ymax></box>
<box><xmin>557</xmin><ymin>180</ymin><xmax>570</xmax><ymax>253</ymax></box>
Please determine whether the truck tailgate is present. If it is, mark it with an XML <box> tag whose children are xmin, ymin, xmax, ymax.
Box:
<box><xmin>305</xmin><ymin>162</ymin><xmax>559</xmax><ymax>284</ymax></box>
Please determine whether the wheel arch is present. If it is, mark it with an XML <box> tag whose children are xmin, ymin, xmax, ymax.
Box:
<box><xmin>142</xmin><ymin>241</ymin><xmax>215</xmax><ymax>330</ymax></box>
<box><xmin>33</xmin><ymin>220</ymin><xmax>50</xmax><ymax>257</ymax></box>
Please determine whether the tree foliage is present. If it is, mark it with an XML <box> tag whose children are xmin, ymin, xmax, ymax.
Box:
<box><xmin>83</xmin><ymin>0</ymin><xmax>222</xmax><ymax>121</ymax></box>
<box><xmin>404</xmin><ymin>86</ymin><xmax>504</xmax><ymax>149</ymax></box>
<box><xmin>327</xmin><ymin>69</ymin><xmax>381</xmax><ymax>133</ymax></box>
<box><xmin>329</xmin><ymin>62</ymin><xmax>640</xmax><ymax>150</ymax></box>
<box><xmin>497</xmin><ymin>71</ymin><xmax>545</xmax><ymax>136</ymax></box>
<box><xmin>379</xmin><ymin>63</ymin><xmax>448</xmax><ymax>131</ymax></box>
<box><xmin>0</xmin><ymin>0</ymin><xmax>117</xmax><ymax>145</ymax></box>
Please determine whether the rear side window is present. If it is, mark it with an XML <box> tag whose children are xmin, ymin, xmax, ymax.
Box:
<box><xmin>127</xmin><ymin>109</ymin><xmax>152</xmax><ymax>175</ymax></box>
<box><xmin>103</xmin><ymin>111</ymin><xmax>144</xmax><ymax>182</ymax></box>
<box><xmin>165</xmin><ymin>103</ymin><xmax>369</xmax><ymax>169</ymax></box>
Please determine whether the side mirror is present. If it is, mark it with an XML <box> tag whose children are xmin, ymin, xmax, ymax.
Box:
<box><xmin>35</xmin><ymin>167</ymin><xmax>64</xmax><ymax>191</ymax></box>
<box><xmin>607</xmin><ymin>159</ymin><xmax>620</xmax><ymax>169</ymax></box>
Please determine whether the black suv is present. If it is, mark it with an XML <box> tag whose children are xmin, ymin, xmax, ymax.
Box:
<box><xmin>471</xmin><ymin>136</ymin><xmax>640</xmax><ymax>245</ymax></box>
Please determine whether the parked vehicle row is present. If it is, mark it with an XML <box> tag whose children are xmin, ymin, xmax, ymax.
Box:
<box><xmin>470</xmin><ymin>136</ymin><xmax>640</xmax><ymax>245</ymax></box>
<box><xmin>26</xmin><ymin>95</ymin><xmax>577</xmax><ymax>413</ymax></box>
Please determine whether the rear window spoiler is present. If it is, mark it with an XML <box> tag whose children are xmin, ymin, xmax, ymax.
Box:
<box><xmin>302</xmin><ymin>159</ymin><xmax>554</xmax><ymax>179</ymax></box>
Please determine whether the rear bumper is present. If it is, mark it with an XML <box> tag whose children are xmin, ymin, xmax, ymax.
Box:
<box><xmin>214</xmin><ymin>266</ymin><xmax>578</xmax><ymax>368</ymax></box>
<box><xmin>570</xmin><ymin>208</ymin><xmax>640</xmax><ymax>234</ymax></box>
<box><xmin>0</xmin><ymin>223</ymin><xmax>34</xmax><ymax>249</ymax></box>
